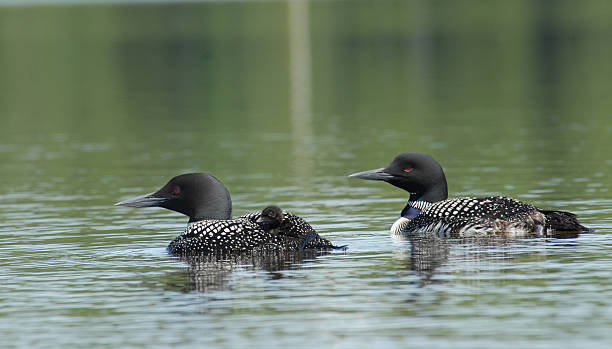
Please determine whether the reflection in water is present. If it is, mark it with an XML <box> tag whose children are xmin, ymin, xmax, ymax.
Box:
<box><xmin>167</xmin><ymin>249</ymin><xmax>325</xmax><ymax>293</ymax></box>
<box><xmin>288</xmin><ymin>0</ymin><xmax>312</xmax><ymax>118</ymax></box>
<box><xmin>407</xmin><ymin>236</ymin><xmax>450</xmax><ymax>285</ymax></box>
<box><xmin>396</xmin><ymin>235</ymin><xmax>568</xmax><ymax>286</ymax></box>
<box><xmin>288</xmin><ymin>0</ymin><xmax>315</xmax><ymax>178</ymax></box>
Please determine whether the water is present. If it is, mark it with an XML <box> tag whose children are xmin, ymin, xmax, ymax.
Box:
<box><xmin>1</xmin><ymin>1</ymin><xmax>612</xmax><ymax>348</ymax></box>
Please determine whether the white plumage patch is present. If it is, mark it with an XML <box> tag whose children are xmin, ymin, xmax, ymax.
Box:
<box><xmin>390</xmin><ymin>217</ymin><xmax>411</xmax><ymax>235</ymax></box>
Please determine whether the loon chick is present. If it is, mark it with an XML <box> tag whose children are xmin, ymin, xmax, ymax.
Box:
<box><xmin>255</xmin><ymin>205</ymin><xmax>345</xmax><ymax>250</ymax></box>
<box><xmin>257</xmin><ymin>205</ymin><xmax>285</xmax><ymax>235</ymax></box>
<box><xmin>349</xmin><ymin>152</ymin><xmax>590</xmax><ymax>238</ymax></box>
<box><xmin>115</xmin><ymin>173</ymin><xmax>340</xmax><ymax>255</ymax></box>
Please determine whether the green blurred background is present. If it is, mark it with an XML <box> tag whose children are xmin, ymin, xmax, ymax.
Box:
<box><xmin>2</xmin><ymin>0</ymin><xmax>611</xmax><ymax>202</ymax></box>
<box><xmin>1</xmin><ymin>1</ymin><xmax>610</xmax><ymax>159</ymax></box>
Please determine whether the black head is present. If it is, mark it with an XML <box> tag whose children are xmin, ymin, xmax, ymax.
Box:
<box><xmin>115</xmin><ymin>173</ymin><xmax>232</xmax><ymax>222</ymax></box>
<box><xmin>256</xmin><ymin>205</ymin><xmax>285</xmax><ymax>232</ymax></box>
<box><xmin>348</xmin><ymin>152</ymin><xmax>448</xmax><ymax>202</ymax></box>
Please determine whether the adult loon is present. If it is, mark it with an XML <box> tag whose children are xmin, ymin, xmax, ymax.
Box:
<box><xmin>349</xmin><ymin>152</ymin><xmax>590</xmax><ymax>238</ymax></box>
<box><xmin>115</xmin><ymin>173</ymin><xmax>341</xmax><ymax>255</ymax></box>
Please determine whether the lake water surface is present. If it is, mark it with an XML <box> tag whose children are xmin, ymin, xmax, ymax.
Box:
<box><xmin>1</xmin><ymin>1</ymin><xmax>612</xmax><ymax>348</ymax></box>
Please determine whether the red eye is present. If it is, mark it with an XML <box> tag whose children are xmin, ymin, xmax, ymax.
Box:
<box><xmin>172</xmin><ymin>187</ymin><xmax>180</xmax><ymax>195</ymax></box>
<box><xmin>403</xmin><ymin>168</ymin><xmax>413</xmax><ymax>173</ymax></box>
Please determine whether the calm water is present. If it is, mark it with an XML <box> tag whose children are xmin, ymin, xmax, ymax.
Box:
<box><xmin>2</xmin><ymin>1</ymin><xmax>612</xmax><ymax>348</ymax></box>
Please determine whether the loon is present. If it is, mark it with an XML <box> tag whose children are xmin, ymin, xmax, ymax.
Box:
<box><xmin>349</xmin><ymin>152</ymin><xmax>590</xmax><ymax>238</ymax></box>
<box><xmin>115</xmin><ymin>173</ymin><xmax>341</xmax><ymax>255</ymax></box>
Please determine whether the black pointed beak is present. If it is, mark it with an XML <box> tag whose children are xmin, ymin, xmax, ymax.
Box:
<box><xmin>114</xmin><ymin>192</ymin><xmax>168</xmax><ymax>208</ymax></box>
<box><xmin>348</xmin><ymin>167</ymin><xmax>395</xmax><ymax>181</ymax></box>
